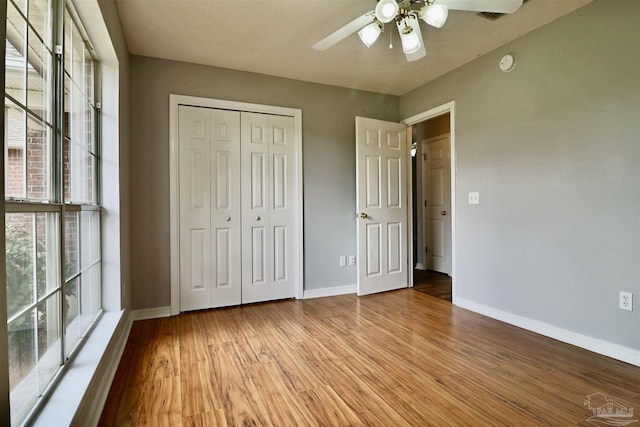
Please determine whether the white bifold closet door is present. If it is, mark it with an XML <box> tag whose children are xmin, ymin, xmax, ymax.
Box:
<box><xmin>178</xmin><ymin>106</ymin><xmax>296</xmax><ymax>311</ymax></box>
<box><xmin>179</xmin><ymin>106</ymin><xmax>242</xmax><ymax>310</ymax></box>
<box><xmin>241</xmin><ymin>112</ymin><xmax>296</xmax><ymax>304</ymax></box>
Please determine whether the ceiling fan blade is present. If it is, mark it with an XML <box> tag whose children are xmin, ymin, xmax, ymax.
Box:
<box><xmin>313</xmin><ymin>12</ymin><xmax>375</xmax><ymax>51</ymax></box>
<box><xmin>436</xmin><ymin>0</ymin><xmax>523</xmax><ymax>14</ymax></box>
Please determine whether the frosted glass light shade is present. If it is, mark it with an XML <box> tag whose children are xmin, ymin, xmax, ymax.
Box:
<box><xmin>421</xmin><ymin>4</ymin><xmax>448</xmax><ymax>28</ymax></box>
<box><xmin>358</xmin><ymin>22</ymin><xmax>382</xmax><ymax>47</ymax></box>
<box><xmin>375</xmin><ymin>0</ymin><xmax>399</xmax><ymax>23</ymax></box>
<box><xmin>396</xmin><ymin>16</ymin><xmax>422</xmax><ymax>54</ymax></box>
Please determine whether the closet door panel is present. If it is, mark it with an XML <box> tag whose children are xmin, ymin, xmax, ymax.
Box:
<box><xmin>179</xmin><ymin>106</ymin><xmax>241</xmax><ymax>311</ymax></box>
<box><xmin>241</xmin><ymin>112</ymin><xmax>271</xmax><ymax>303</ymax></box>
<box><xmin>179</xmin><ymin>106</ymin><xmax>212</xmax><ymax>311</ymax></box>
<box><xmin>210</xmin><ymin>109</ymin><xmax>242</xmax><ymax>307</ymax></box>
<box><xmin>268</xmin><ymin>115</ymin><xmax>296</xmax><ymax>300</ymax></box>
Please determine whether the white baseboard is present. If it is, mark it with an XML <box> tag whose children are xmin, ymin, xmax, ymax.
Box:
<box><xmin>456</xmin><ymin>297</ymin><xmax>640</xmax><ymax>367</ymax></box>
<box><xmin>132</xmin><ymin>306</ymin><xmax>172</xmax><ymax>321</ymax></box>
<box><xmin>304</xmin><ymin>284</ymin><xmax>356</xmax><ymax>299</ymax></box>
<box><xmin>415</xmin><ymin>263</ymin><xmax>425</xmax><ymax>270</ymax></box>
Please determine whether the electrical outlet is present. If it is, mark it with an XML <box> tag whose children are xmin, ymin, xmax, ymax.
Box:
<box><xmin>619</xmin><ymin>291</ymin><xmax>633</xmax><ymax>311</ymax></box>
<box><xmin>339</xmin><ymin>256</ymin><xmax>346</xmax><ymax>267</ymax></box>
<box><xmin>348</xmin><ymin>255</ymin><xmax>356</xmax><ymax>266</ymax></box>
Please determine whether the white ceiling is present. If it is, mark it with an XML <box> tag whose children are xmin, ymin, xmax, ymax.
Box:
<box><xmin>115</xmin><ymin>0</ymin><xmax>594</xmax><ymax>96</ymax></box>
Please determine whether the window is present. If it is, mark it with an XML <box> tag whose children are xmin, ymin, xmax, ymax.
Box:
<box><xmin>4</xmin><ymin>0</ymin><xmax>101</xmax><ymax>424</ymax></box>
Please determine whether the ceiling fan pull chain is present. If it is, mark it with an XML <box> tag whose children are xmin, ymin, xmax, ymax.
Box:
<box><xmin>389</xmin><ymin>25</ymin><xmax>393</xmax><ymax>49</ymax></box>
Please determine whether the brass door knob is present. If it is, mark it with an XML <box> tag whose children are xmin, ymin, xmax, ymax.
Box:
<box><xmin>359</xmin><ymin>212</ymin><xmax>368</xmax><ymax>219</ymax></box>
<box><xmin>440</xmin><ymin>211</ymin><xmax>447</xmax><ymax>216</ymax></box>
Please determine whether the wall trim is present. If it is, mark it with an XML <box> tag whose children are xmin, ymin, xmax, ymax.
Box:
<box><xmin>132</xmin><ymin>306</ymin><xmax>172</xmax><ymax>321</ymax></box>
<box><xmin>456</xmin><ymin>297</ymin><xmax>640</xmax><ymax>367</ymax></box>
<box><xmin>303</xmin><ymin>285</ymin><xmax>356</xmax><ymax>299</ymax></box>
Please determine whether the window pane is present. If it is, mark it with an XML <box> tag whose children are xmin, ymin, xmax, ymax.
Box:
<box><xmin>26</xmin><ymin>26</ymin><xmax>52</xmax><ymax>123</ymax></box>
<box><xmin>5</xmin><ymin>101</ymin><xmax>26</xmax><ymax>198</ymax></box>
<box><xmin>64</xmin><ymin>211</ymin><xmax>79</xmax><ymax>281</ymax></box>
<box><xmin>36</xmin><ymin>212</ymin><xmax>60</xmax><ymax>299</ymax></box>
<box><xmin>11</xmin><ymin>0</ymin><xmax>28</xmax><ymax>17</ymax></box>
<box><xmin>71</xmin><ymin>22</ymin><xmax>83</xmax><ymax>93</ymax></box>
<box><xmin>37</xmin><ymin>295</ymin><xmax>61</xmax><ymax>393</ymax></box>
<box><xmin>5</xmin><ymin>213</ymin><xmax>35</xmax><ymax>319</ymax></box>
<box><xmin>88</xmin><ymin>263</ymin><xmax>101</xmax><ymax>318</ymax></box>
<box><xmin>85</xmin><ymin>150</ymin><xmax>97</xmax><ymax>203</ymax></box>
<box><xmin>25</xmin><ymin>113</ymin><xmax>51</xmax><ymax>200</ymax></box>
<box><xmin>83</xmin><ymin>46</ymin><xmax>93</xmax><ymax>105</ymax></box>
<box><xmin>6</xmin><ymin>2</ymin><xmax>27</xmax><ymax>106</ymax></box>
<box><xmin>80</xmin><ymin>210</ymin><xmax>100</xmax><ymax>269</ymax></box>
<box><xmin>64</xmin><ymin>276</ymin><xmax>79</xmax><ymax>356</ymax></box>
<box><xmin>8</xmin><ymin>308</ymin><xmax>37</xmax><ymax>426</ymax></box>
<box><xmin>5</xmin><ymin>212</ymin><xmax>60</xmax><ymax>317</ymax></box>
<box><xmin>63</xmin><ymin>9</ymin><xmax>72</xmax><ymax>76</ymax></box>
<box><xmin>28</xmin><ymin>0</ymin><xmax>52</xmax><ymax>49</ymax></box>
<box><xmin>63</xmin><ymin>74</ymin><xmax>70</xmax><ymax>138</ymax></box>
<box><xmin>63</xmin><ymin>109</ymin><xmax>98</xmax><ymax>204</ymax></box>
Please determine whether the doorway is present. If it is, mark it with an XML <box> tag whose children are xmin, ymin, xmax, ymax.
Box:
<box><xmin>406</xmin><ymin>107</ymin><xmax>454</xmax><ymax>302</ymax></box>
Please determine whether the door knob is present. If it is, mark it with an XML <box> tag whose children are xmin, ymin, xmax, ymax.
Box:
<box><xmin>359</xmin><ymin>212</ymin><xmax>368</xmax><ymax>219</ymax></box>
<box><xmin>440</xmin><ymin>211</ymin><xmax>447</xmax><ymax>216</ymax></box>
<box><xmin>256</xmin><ymin>216</ymin><xmax>261</xmax><ymax>221</ymax></box>
<box><xmin>224</xmin><ymin>216</ymin><xmax>231</xmax><ymax>221</ymax></box>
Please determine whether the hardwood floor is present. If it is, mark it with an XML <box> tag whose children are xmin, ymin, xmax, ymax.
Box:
<box><xmin>412</xmin><ymin>269</ymin><xmax>452</xmax><ymax>301</ymax></box>
<box><xmin>99</xmin><ymin>290</ymin><xmax>639</xmax><ymax>426</ymax></box>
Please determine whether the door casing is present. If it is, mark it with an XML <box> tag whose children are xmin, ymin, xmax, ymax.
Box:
<box><xmin>402</xmin><ymin>101</ymin><xmax>457</xmax><ymax>303</ymax></box>
<box><xmin>169</xmin><ymin>94</ymin><xmax>304</xmax><ymax>315</ymax></box>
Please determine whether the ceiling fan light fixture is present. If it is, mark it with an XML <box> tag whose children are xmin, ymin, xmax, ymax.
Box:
<box><xmin>358</xmin><ymin>22</ymin><xmax>383</xmax><ymax>48</ymax></box>
<box><xmin>397</xmin><ymin>16</ymin><xmax>422</xmax><ymax>54</ymax></box>
<box><xmin>375</xmin><ymin>0</ymin><xmax>399</xmax><ymax>23</ymax></box>
<box><xmin>421</xmin><ymin>4</ymin><xmax>448</xmax><ymax>28</ymax></box>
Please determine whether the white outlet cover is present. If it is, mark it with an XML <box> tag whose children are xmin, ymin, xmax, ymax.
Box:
<box><xmin>619</xmin><ymin>291</ymin><xmax>633</xmax><ymax>311</ymax></box>
<box><xmin>469</xmin><ymin>192</ymin><xmax>480</xmax><ymax>204</ymax></box>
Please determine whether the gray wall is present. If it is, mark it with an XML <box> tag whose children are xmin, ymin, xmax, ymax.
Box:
<box><xmin>129</xmin><ymin>56</ymin><xmax>399</xmax><ymax>309</ymax></box>
<box><xmin>401</xmin><ymin>0</ymin><xmax>640</xmax><ymax>350</ymax></box>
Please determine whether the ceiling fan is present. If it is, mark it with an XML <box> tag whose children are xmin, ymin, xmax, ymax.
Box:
<box><xmin>313</xmin><ymin>0</ymin><xmax>524</xmax><ymax>62</ymax></box>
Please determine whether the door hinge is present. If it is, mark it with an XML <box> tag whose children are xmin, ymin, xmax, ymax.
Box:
<box><xmin>425</xmin><ymin>245</ymin><xmax>428</xmax><ymax>254</ymax></box>
<box><xmin>424</xmin><ymin>200</ymin><xmax>427</xmax><ymax>207</ymax></box>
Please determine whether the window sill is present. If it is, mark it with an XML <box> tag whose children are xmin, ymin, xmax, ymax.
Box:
<box><xmin>30</xmin><ymin>310</ymin><xmax>130</xmax><ymax>427</ymax></box>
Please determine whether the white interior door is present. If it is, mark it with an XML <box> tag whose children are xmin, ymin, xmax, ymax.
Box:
<box><xmin>356</xmin><ymin>116</ymin><xmax>408</xmax><ymax>296</ymax></box>
<box><xmin>241</xmin><ymin>112</ymin><xmax>297</xmax><ymax>304</ymax></box>
<box><xmin>178</xmin><ymin>106</ymin><xmax>242</xmax><ymax>311</ymax></box>
<box><xmin>422</xmin><ymin>135</ymin><xmax>451</xmax><ymax>275</ymax></box>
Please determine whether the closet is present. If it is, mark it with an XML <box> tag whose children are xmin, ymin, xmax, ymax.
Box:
<box><xmin>176</xmin><ymin>105</ymin><xmax>298</xmax><ymax>311</ymax></box>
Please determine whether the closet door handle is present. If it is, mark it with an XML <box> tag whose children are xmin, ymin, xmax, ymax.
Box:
<box><xmin>224</xmin><ymin>216</ymin><xmax>231</xmax><ymax>221</ymax></box>
<box><xmin>256</xmin><ymin>216</ymin><xmax>261</xmax><ymax>221</ymax></box>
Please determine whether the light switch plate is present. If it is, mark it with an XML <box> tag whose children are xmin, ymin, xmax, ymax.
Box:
<box><xmin>469</xmin><ymin>192</ymin><xmax>480</xmax><ymax>204</ymax></box>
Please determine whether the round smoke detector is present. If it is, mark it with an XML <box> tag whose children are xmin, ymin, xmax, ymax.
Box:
<box><xmin>499</xmin><ymin>54</ymin><xmax>516</xmax><ymax>72</ymax></box>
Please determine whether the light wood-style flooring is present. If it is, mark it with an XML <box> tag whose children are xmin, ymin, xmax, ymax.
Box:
<box><xmin>412</xmin><ymin>269</ymin><xmax>452</xmax><ymax>301</ymax></box>
<box><xmin>99</xmin><ymin>290</ymin><xmax>639</xmax><ymax>426</ymax></box>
